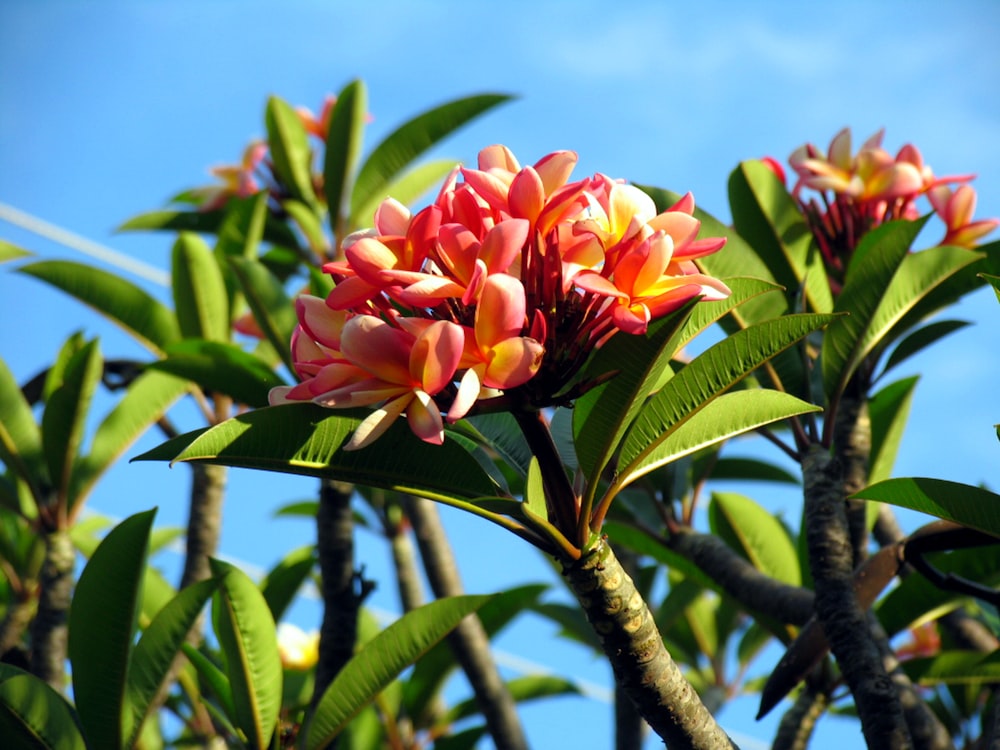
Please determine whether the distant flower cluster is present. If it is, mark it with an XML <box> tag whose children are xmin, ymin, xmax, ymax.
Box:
<box><xmin>269</xmin><ymin>145</ymin><xmax>730</xmax><ymax>448</ymax></box>
<box><xmin>767</xmin><ymin>128</ymin><xmax>997</xmax><ymax>289</ymax></box>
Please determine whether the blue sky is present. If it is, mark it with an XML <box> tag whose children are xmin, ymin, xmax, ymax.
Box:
<box><xmin>2</xmin><ymin>2</ymin><xmax>1000</xmax><ymax>747</ymax></box>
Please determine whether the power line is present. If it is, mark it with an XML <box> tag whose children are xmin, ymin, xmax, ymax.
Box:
<box><xmin>0</xmin><ymin>201</ymin><xmax>170</xmax><ymax>287</ymax></box>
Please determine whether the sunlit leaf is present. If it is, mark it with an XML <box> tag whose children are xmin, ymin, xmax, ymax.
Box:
<box><xmin>18</xmin><ymin>260</ymin><xmax>180</xmax><ymax>354</ymax></box>
<box><xmin>352</xmin><ymin>159</ymin><xmax>460</xmax><ymax>229</ymax></box>
<box><xmin>0</xmin><ymin>356</ymin><xmax>46</xmax><ymax>499</ymax></box>
<box><xmin>306</xmin><ymin>594</ymin><xmax>492</xmax><ymax>750</ymax></box>
<box><xmin>901</xmin><ymin>651</ymin><xmax>1000</xmax><ymax>686</ymax></box>
<box><xmin>265</xmin><ymin>95</ymin><xmax>317</xmax><ymax>208</ymax></box>
<box><xmin>617</xmin><ymin>314</ymin><xmax>833</xmax><ymax>474</ymax></box>
<box><xmin>126</xmin><ymin>577</ymin><xmax>219</xmax><ymax>749</ymax></box>
<box><xmin>880</xmin><ymin>320</ymin><xmax>970</xmax><ymax>379</ymax></box>
<box><xmin>133</xmin><ymin>403</ymin><xmax>501</xmax><ymax>504</ymax></box>
<box><xmin>119</xmin><ymin>207</ymin><xmax>301</xmax><ymax>250</ymax></box>
<box><xmin>324</xmin><ymin>79</ymin><xmax>367</xmax><ymax>238</ymax></box>
<box><xmin>350</xmin><ymin>94</ymin><xmax>512</xmax><ymax>226</ymax></box>
<box><xmin>709</xmin><ymin>492</ymin><xmax>801</xmax><ymax>586</ymax></box>
<box><xmin>854</xmin><ymin>478</ymin><xmax>1000</xmax><ymax>539</ymax></box>
<box><xmin>70</xmin><ymin>509</ymin><xmax>155</xmax><ymax>750</ymax></box>
<box><xmin>728</xmin><ymin>159</ymin><xmax>833</xmax><ymax>314</ymax></box>
<box><xmin>0</xmin><ymin>667</ymin><xmax>86</xmax><ymax>750</ymax></box>
<box><xmin>614</xmin><ymin>390</ymin><xmax>819</xmax><ymax>492</ymax></box>
<box><xmin>260</xmin><ymin>545</ymin><xmax>316</xmax><ymax>623</ymax></box>
<box><xmin>868</xmin><ymin>376</ymin><xmax>919</xmax><ymax>484</ymax></box>
<box><xmin>820</xmin><ymin>217</ymin><xmax>925</xmax><ymax>399</ymax></box>
<box><xmin>172</xmin><ymin>233</ymin><xmax>230</xmax><ymax>342</ymax></box>
<box><xmin>210</xmin><ymin>558</ymin><xmax>282</xmax><ymax>750</ymax></box>
<box><xmin>0</xmin><ymin>240</ymin><xmax>32</xmax><ymax>263</ymax></box>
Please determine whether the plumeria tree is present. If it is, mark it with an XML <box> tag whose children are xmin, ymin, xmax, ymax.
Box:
<box><xmin>2</xmin><ymin>81</ymin><xmax>1000</xmax><ymax>750</ymax></box>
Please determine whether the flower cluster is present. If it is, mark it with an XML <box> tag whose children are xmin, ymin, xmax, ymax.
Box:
<box><xmin>775</xmin><ymin>128</ymin><xmax>997</xmax><ymax>289</ymax></box>
<box><xmin>269</xmin><ymin>145</ymin><xmax>730</xmax><ymax>448</ymax></box>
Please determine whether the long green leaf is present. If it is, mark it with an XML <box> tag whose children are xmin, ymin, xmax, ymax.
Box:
<box><xmin>0</xmin><ymin>668</ymin><xmax>86</xmax><ymax>750</ymax></box>
<box><xmin>265</xmin><ymin>95</ymin><xmax>318</xmax><ymax>208</ymax></box>
<box><xmin>402</xmin><ymin>585</ymin><xmax>546</xmax><ymax>726</ymax></box>
<box><xmin>350</xmin><ymin>94</ymin><xmax>512</xmax><ymax>225</ymax></box>
<box><xmin>133</xmin><ymin>403</ymin><xmax>501</xmax><ymax>503</ymax></box>
<box><xmin>572</xmin><ymin>302</ymin><xmax>697</xmax><ymax>495</ymax></box>
<box><xmin>443</xmin><ymin>675</ymin><xmax>581</xmax><ymax>724</ymax></box>
<box><xmin>709</xmin><ymin>492</ymin><xmax>801</xmax><ymax>586</ymax></box>
<box><xmin>118</xmin><ymin>207</ymin><xmax>302</xmax><ymax>250</ymax></box>
<box><xmin>72</xmin><ymin>370</ymin><xmax>189</xmax><ymax>512</ymax></box>
<box><xmin>0</xmin><ymin>356</ymin><xmax>46</xmax><ymax>500</ymax></box>
<box><xmin>172</xmin><ymin>232</ymin><xmax>230</xmax><ymax>342</ymax></box>
<box><xmin>618</xmin><ymin>313</ymin><xmax>833</xmax><ymax>472</ymax></box>
<box><xmin>352</xmin><ymin>159</ymin><xmax>461</xmax><ymax>229</ymax></box>
<box><xmin>225</xmin><ymin>256</ymin><xmax>297</xmax><ymax>374</ymax></box>
<box><xmin>323</xmin><ymin>79</ymin><xmax>367</xmax><ymax>238</ymax></box>
<box><xmin>41</xmin><ymin>340</ymin><xmax>102</xmax><ymax>504</ymax></box>
<box><xmin>210</xmin><ymin>558</ymin><xmax>281</xmax><ymax>750</ymax></box>
<box><xmin>18</xmin><ymin>260</ymin><xmax>180</xmax><ymax>354</ymax></box>
<box><xmin>728</xmin><ymin>160</ymin><xmax>833</xmax><ymax>314</ymax></box>
<box><xmin>669</xmin><ymin>277</ymin><xmax>786</xmax><ymax>354</ymax></box>
<box><xmin>125</xmin><ymin>577</ymin><xmax>219</xmax><ymax>749</ymax></box>
<box><xmin>820</xmin><ymin>217</ymin><xmax>925</xmax><ymax>399</ymax></box>
<box><xmin>901</xmin><ymin>651</ymin><xmax>1000</xmax><ymax>686</ymax></box>
<box><xmin>861</xmin><ymin>245</ymin><xmax>981</xmax><ymax>369</ymax></box>
<box><xmin>615</xmin><ymin>390</ymin><xmax>819</xmax><ymax>491</ymax></box>
<box><xmin>868</xmin><ymin>376</ymin><xmax>919</xmax><ymax>484</ymax></box>
<box><xmin>149</xmin><ymin>339</ymin><xmax>285</xmax><ymax>408</ymax></box>
<box><xmin>70</xmin><ymin>509</ymin><xmax>155</xmax><ymax>750</ymax></box>
<box><xmin>306</xmin><ymin>594</ymin><xmax>492</xmax><ymax>750</ymax></box>
<box><xmin>880</xmin><ymin>320</ymin><xmax>970</xmax><ymax>379</ymax></box>
<box><xmin>854</xmin><ymin>478</ymin><xmax>1000</xmax><ymax>539</ymax></box>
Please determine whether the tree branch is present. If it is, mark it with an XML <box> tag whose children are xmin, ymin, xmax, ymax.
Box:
<box><xmin>562</xmin><ymin>537</ymin><xmax>738</xmax><ymax>750</ymax></box>
<box><xmin>29</xmin><ymin>528</ymin><xmax>74</xmax><ymax>691</ymax></box>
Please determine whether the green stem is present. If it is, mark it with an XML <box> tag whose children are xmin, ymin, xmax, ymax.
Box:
<box><xmin>562</xmin><ymin>538</ymin><xmax>737</xmax><ymax>750</ymax></box>
<box><xmin>511</xmin><ymin>409</ymin><xmax>579</xmax><ymax>544</ymax></box>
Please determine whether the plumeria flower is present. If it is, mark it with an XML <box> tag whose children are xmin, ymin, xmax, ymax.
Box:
<box><xmin>277</xmin><ymin>623</ymin><xmax>319</xmax><ymax>670</ymax></box>
<box><xmin>928</xmin><ymin>183</ymin><xmax>999</xmax><ymax>248</ymax></box>
<box><xmin>273</xmin><ymin>145</ymin><xmax>730</xmax><ymax>448</ymax></box>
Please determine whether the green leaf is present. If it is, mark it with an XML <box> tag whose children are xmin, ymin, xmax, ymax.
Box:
<box><xmin>70</xmin><ymin>509</ymin><xmax>156</xmax><ymax>750</ymax></box>
<box><xmin>709</xmin><ymin>492</ymin><xmax>800</xmax><ymax>586</ymax></box>
<box><xmin>453</xmin><ymin>411</ymin><xmax>532</xmax><ymax>478</ymax></box>
<box><xmin>443</xmin><ymin>674</ymin><xmax>581</xmax><ymax>724</ymax></box>
<box><xmin>0</xmin><ymin>668</ymin><xmax>87</xmax><ymax>750</ymax></box>
<box><xmin>403</xmin><ymin>584</ymin><xmax>546</xmax><ymax>725</ymax></box>
<box><xmin>864</xmin><ymin>245</ymin><xmax>981</xmax><ymax>368</ymax></box>
<box><xmin>854</xmin><ymin>478</ymin><xmax>1000</xmax><ymax>539</ymax></box>
<box><xmin>148</xmin><ymin>339</ymin><xmax>285</xmax><ymax>407</ymax></box>
<box><xmin>617</xmin><ymin>314</ymin><xmax>834</xmax><ymax>474</ymax></box>
<box><xmin>614</xmin><ymin>389</ymin><xmax>820</xmax><ymax>491</ymax></box>
<box><xmin>670</xmin><ymin>277</ymin><xmax>787</xmax><ymax>354</ymax></box>
<box><xmin>306</xmin><ymin>594</ymin><xmax>492</xmax><ymax>750</ymax></box>
<box><xmin>705</xmin><ymin>457</ymin><xmax>799</xmax><ymax>485</ymax></box>
<box><xmin>18</xmin><ymin>260</ymin><xmax>180</xmax><ymax>354</ymax></box>
<box><xmin>868</xmin><ymin>376</ymin><xmax>919</xmax><ymax>484</ymax></box>
<box><xmin>902</xmin><ymin>651</ymin><xmax>1000</xmax><ymax>686</ymax></box>
<box><xmin>125</xmin><ymin>577</ymin><xmax>219</xmax><ymax>749</ymax></box>
<box><xmin>260</xmin><ymin>545</ymin><xmax>316</xmax><ymax>622</ymax></box>
<box><xmin>283</xmin><ymin>199</ymin><xmax>329</xmax><ymax>256</ymax></box>
<box><xmin>172</xmin><ymin>232</ymin><xmax>230</xmax><ymax>342</ymax></box>
<box><xmin>0</xmin><ymin>240</ymin><xmax>33</xmax><ymax>263</ymax></box>
<box><xmin>880</xmin><ymin>320</ymin><xmax>970</xmax><ymax>379</ymax></box>
<box><xmin>0</xmin><ymin>356</ymin><xmax>46</xmax><ymax>500</ymax></box>
<box><xmin>133</xmin><ymin>403</ymin><xmax>501</xmax><ymax>504</ymax></box>
<box><xmin>352</xmin><ymin>159</ymin><xmax>461</xmax><ymax>229</ymax></box>
<box><xmin>214</xmin><ymin>192</ymin><xmax>270</xmax><ymax>260</ymax></box>
<box><xmin>324</xmin><ymin>80</ymin><xmax>367</xmax><ymax>238</ymax></box>
<box><xmin>523</xmin><ymin>457</ymin><xmax>548</xmax><ymax>520</ymax></box>
<box><xmin>210</xmin><ymin>558</ymin><xmax>282</xmax><ymax>750</ymax></box>
<box><xmin>41</xmin><ymin>340</ymin><xmax>102</xmax><ymax>503</ymax></box>
<box><xmin>573</xmin><ymin>302</ymin><xmax>697</xmax><ymax>497</ymax></box>
<box><xmin>820</xmin><ymin>217</ymin><xmax>926</xmax><ymax>399</ymax></box>
<box><xmin>728</xmin><ymin>160</ymin><xmax>833</xmax><ymax>314</ymax></box>
<box><xmin>118</xmin><ymin>207</ymin><xmax>302</xmax><ymax>250</ymax></box>
<box><xmin>225</xmin><ymin>256</ymin><xmax>297</xmax><ymax>374</ymax></box>
<box><xmin>265</xmin><ymin>95</ymin><xmax>317</xmax><ymax>208</ymax></box>
<box><xmin>350</xmin><ymin>94</ymin><xmax>512</xmax><ymax>226</ymax></box>
<box><xmin>72</xmin><ymin>370</ymin><xmax>189</xmax><ymax>512</ymax></box>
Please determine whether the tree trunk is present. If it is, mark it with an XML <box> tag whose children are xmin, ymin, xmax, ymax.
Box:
<box><xmin>29</xmin><ymin>529</ymin><xmax>75</xmax><ymax>690</ymax></box>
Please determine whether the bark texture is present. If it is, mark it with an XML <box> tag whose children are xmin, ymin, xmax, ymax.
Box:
<box><xmin>563</xmin><ymin>538</ymin><xmax>737</xmax><ymax>750</ymax></box>
<box><xmin>404</xmin><ymin>496</ymin><xmax>528</xmax><ymax>750</ymax></box>
<box><xmin>772</xmin><ymin>677</ymin><xmax>829</xmax><ymax>750</ymax></box>
<box><xmin>180</xmin><ymin>463</ymin><xmax>227</xmax><ymax>589</ymax></box>
<box><xmin>29</xmin><ymin>529</ymin><xmax>75</xmax><ymax>690</ymax></box>
<box><xmin>803</xmin><ymin>444</ymin><xmax>912</xmax><ymax>750</ymax></box>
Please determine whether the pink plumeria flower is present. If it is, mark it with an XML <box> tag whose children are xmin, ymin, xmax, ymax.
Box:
<box><xmin>929</xmin><ymin>183</ymin><xmax>999</xmax><ymax>248</ymax></box>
